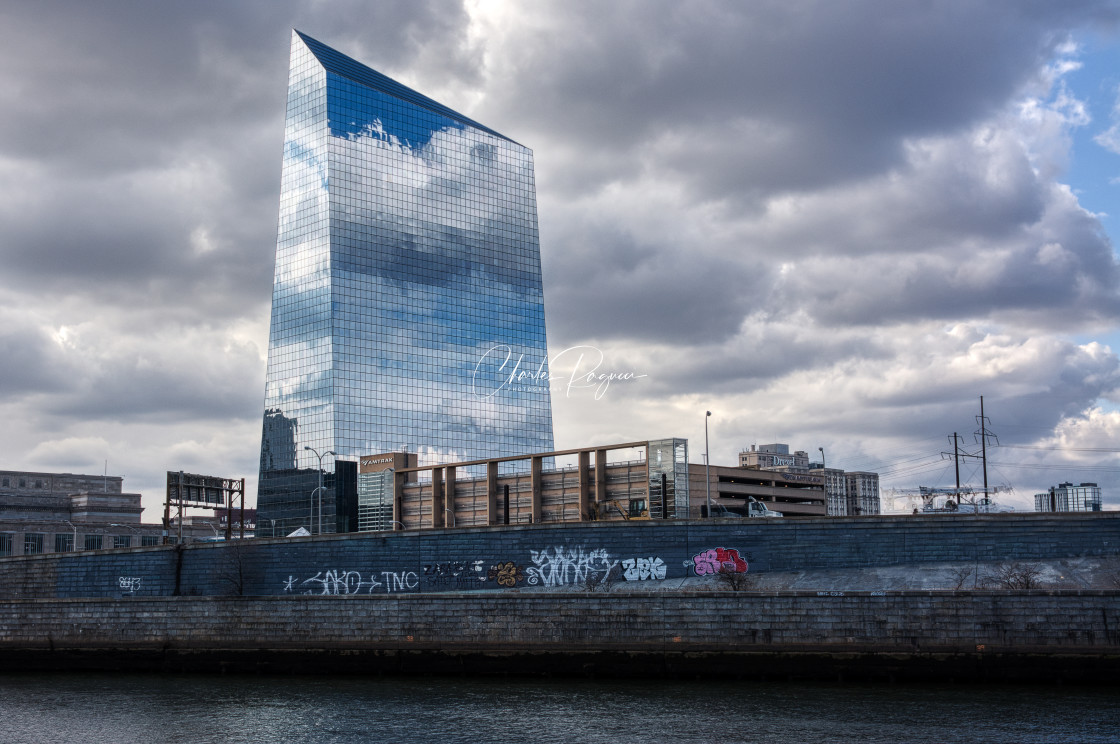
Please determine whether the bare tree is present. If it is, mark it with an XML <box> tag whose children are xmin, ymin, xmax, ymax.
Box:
<box><xmin>217</xmin><ymin>540</ymin><xmax>247</xmax><ymax>596</ymax></box>
<box><xmin>582</xmin><ymin>564</ymin><xmax>624</xmax><ymax>592</ymax></box>
<box><xmin>948</xmin><ymin>565</ymin><xmax>975</xmax><ymax>590</ymax></box>
<box><xmin>717</xmin><ymin>565</ymin><xmax>758</xmax><ymax>591</ymax></box>
<box><xmin>1099</xmin><ymin>556</ymin><xmax>1120</xmax><ymax>589</ymax></box>
<box><xmin>985</xmin><ymin>561</ymin><xmax>1043</xmax><ymax>590</ymax></box>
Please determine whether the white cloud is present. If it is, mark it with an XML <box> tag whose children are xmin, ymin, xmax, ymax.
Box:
<box><xmin>26</xmin><ymin>437</ymin><xmax>112</xmax><ymax>472</ymax></box>
<box><xmin>1094</xmin><ymin>84</ymin><xmax>1120</xmax><ymax>155</ymax></box>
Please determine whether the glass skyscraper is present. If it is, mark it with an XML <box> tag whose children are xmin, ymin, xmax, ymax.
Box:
<box><xmin>258</xmin><ymin>31</ymin><xmax>554</xmax><ymax>536</ymax></box>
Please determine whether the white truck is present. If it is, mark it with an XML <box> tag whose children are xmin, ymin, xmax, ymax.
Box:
<box><xmin>712</xmin><ymin>498</ymin><xmax>783</xmax><ymax>518</ymax></box>
<box><xmin>746</xmin><ymin>497</ymin><xmax>783</xmax><ymax>518</ymax></box>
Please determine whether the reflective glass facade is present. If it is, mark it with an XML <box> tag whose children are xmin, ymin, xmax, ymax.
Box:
<box><xmin>356</xmin><ymin>469</ymin><xmax>394</xmax><ymax>532</ymax></box>
<box><xmin>648</xmin><ymin>438</ymin><xmax>690</xmax><ymax>518</ymax></box>
<box><xmin>1034</xmin><ymin>482</ymin><xmax>1103</xmax><ymax>512</ymax></box>
<box><xmin>258</xmin><ymin>31</ymin><xmax>554</xmax><ymax>536</ymax></box>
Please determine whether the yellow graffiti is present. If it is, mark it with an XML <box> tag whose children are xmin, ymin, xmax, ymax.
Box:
<box><xmin>488</xmin><ymin>561</ymin><xmax>525</xmax><ymax>587</ymax></box>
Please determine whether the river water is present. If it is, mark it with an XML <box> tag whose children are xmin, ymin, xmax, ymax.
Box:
<box><xmin>1</xmin><ymin>674</ymin><xmax>1117</xmax><ymax>743</ymax></box>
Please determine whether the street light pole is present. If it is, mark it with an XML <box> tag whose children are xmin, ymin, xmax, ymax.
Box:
<box><xmin>818</xmin><ymin>447</ymin><xmax>827</xmax><ymax>515</ymax></box>
<box><xmin>304</xmin><ymin>446</ymin><xmax>336</xmax><ymax>535</ymax></box>
<box><xmin>705</xmin><ymin>411</ymin><xmax>712</xmax><ymax>518</ymax></box>
<box><xmin>310</xmin><ymin>486</ymin><xmax>325</xmax><ymax>534</ymax></box>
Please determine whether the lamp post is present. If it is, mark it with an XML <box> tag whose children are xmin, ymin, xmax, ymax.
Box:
<box><xmin>310</xmin><ymin>486</ymin><xmax>325</xmax><ymax>534</ymax></box>
<box><xmin>444</xmin><ymin>508</ymin><xmax>455</xmax><ymax>528</ymax></box>
<box><xmin>818</xmin><ymin>447</ymin><xmax>827</xmax><ymax>515</ymax></box>
<box><xmin>304</xmin><ymin>446</ymin><xmax>336</xmax><ymax>535</ymax></box>
<box><xmin>705</xmin><ymin>411</ymin><xmax>712</xmax><ymax>518</ymax></box>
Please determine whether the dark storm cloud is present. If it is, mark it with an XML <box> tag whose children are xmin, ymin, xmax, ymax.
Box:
<box><xmin>0</xmin><ymin>322</ymin><xmax>70</xmax><ymax>397</ymax></box>
<box><xmin>0</xmin><ymin>154</ymin><xmax>278</xmax><ymax>323</ymax></box>
<box><xmin>541</xmin><ymin>221</ymin><xmax>769</xmax><ymax>344</ymax></box>
<box><xmin>501</xmin><ymin>0</ymin><xmax>1120</xmax><ymax>355</ymax></box>
<box><xmin>0</xmin><ymin>0</ymin><xmax>476</xmax><ymax>173</ymax></box>
<box><xmin>0</xmin><ymin>306</ymin><xmax>263</xmax><ymax>422</ymax></box>
<box><xmin>491</xmin><ymin>0</ymin><xmax>1120</xmax><ymax>195</ymax></box>
<box><xmin>39</xmin><ymin>336</ymin><xmax>263</xmax><ymax>423</ymax></box>
<box><xmin>0</xmin><ymin>0</ymin><xmax>477</xmax><ymax>320</ymax></box>
<box><xmin>648</xmin><ymin>330</ymin><xmax>893</xmax><ymax>397</ymax></box>
<box><xmin>772</xmin><ymin>187</ymin><xmax>1120</xmax><ymax>328</ymax></box>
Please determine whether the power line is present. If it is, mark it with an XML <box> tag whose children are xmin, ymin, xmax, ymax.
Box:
<box><xmin>997</xmin><ymin>444</ymin><xmax>1120</xmax><ymax>454</ymax></box>
<box><xmin>987</xmin><ymin>460</ymin><xmax>1120</xmax><ymax>473</ymax></box>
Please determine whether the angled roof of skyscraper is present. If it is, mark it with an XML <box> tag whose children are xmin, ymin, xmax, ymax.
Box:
<box><xmin>293</xmin><ymin>30</ymin><xmax>515</xmax><ymax>144</ymax></box>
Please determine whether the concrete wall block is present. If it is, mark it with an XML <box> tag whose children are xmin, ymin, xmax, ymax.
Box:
<box><xmin>3</xmin><ymin>514</ymin><xmax>1119</xmax><ymax>601</ymax></box>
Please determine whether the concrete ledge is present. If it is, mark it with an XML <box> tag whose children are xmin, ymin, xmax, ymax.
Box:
<box><xmin>1</xmin><ymin>592</ymin><xmax>1118</xmax><ymax>680</ymax></box>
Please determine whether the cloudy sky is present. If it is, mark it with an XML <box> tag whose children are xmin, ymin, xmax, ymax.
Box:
<box><xmin>2</xmin><ymin>0</ymin><xmax>1120</xmax><ymax>516</ymax></box>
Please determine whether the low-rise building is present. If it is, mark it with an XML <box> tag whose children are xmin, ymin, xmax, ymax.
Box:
<box><xmin>739</xmin><ymin>444</ymin><xmax>881</xmax><ymax>516</ymax></box>
<box><xmin>1034</xmin><ymin>482</ymin><xmax>1103</xmax><ymax>512</ymax></box>
<box><xmin>0</xmin><ymin>469</ymin><xmax>210</xmax><ymax>556</ymax></box>
<box><xmin>739</xmin><ymin>444</ymin><xmax>810</xmax><ymax>471</ymax></box>
<box><xmin>814</xmin><ymin>467</ymin><xmax>849</xmax><ymax>517</ymax></box>
<box><xmin>359</xmin><ymin>439</ymin><xmax>692</xmax><ymax>530</ymax></box>
<box><xmin>844</xmin><ymin>471</ymin><xmax>882</xmax><ymax>516</ymax></box>
<box><xmin>688</xmin><ymin>463</ymin><xmax>827</xmax><ymax>518</ymax></box>
<box><xmin>355</xmin><ymin>437</ymin><xmax>832</xmax><ymax>530</ymax></box>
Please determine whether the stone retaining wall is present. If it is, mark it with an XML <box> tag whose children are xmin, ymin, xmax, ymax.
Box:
<box><xmin>1</xmin><ymin>591</ymin><xmax>1118</xmax><ymax>680</ymax></box>
<box><xmin>0</xmin><ymin>513</ymin><xmax>1117</xmax><ymax>599</ymax></box>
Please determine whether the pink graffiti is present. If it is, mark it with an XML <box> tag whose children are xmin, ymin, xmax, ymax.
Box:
<box><xmin>693</xmin><ymin>547</ymin><xmax>748</xmax><ymax>576</ymax></box>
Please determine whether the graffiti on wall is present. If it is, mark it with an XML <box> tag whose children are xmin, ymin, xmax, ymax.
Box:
<box><xmin>485</xmin><ymin>552</ymin><xmax>667</xmax><ymax>587</ymax></box>
<box><xmin>278</xmin><ymin>548</ymin><xmax>675</xmax><ymax>595</ymax></box>
<box><xmin>282</xmin><ymin>569</ymin><xmax>419</xmax><ymax>595</ymax></box>
<box><xmin>488</xmin><ymin>561</ymin><xmax>525</xmax><ymax>587</ymax></box>
<box><xmin>621</xmin><ymin>556</ymin><xmax>666</xmax><ymax>581</ymax></box>
<box><xmin>117</xmin><ymin>577</ymin><xmax>142</xmax><ymax>594</ymax></box>
<box><xmin>691</xmin><ymin>547</ymin><xmax>748</xmax><ymax>576</ymax></box>
<box><xmin>422</xmin><ymin>560</ymin><xmax>487</xmax><ymax>588</ymax></box>
<box><xmin>525</xmin><ymin>546</ymin><xmax>619</xmax><ymax>587</ymax></box>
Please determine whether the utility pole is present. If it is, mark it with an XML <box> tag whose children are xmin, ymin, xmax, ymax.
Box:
<box><xmin>973</xmin><ymin>396</ymin><xmax>998</xmax><ymax>511</ymax></box>
<box><xmin>950</xmin><ymin>432</ymin><xmax>960</xmax><ymax>491</ymax></box>
<box><xmin>705</xmin><ymin>411</ymin><xmax>712</xmax><ymax>518</ymax></box>
<box><xmin>980</xmin><ymin>397</ymin><xmax>988</xmax><ymax>503</ymax></box>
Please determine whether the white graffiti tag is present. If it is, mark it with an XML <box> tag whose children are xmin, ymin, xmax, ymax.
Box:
<box><xmin>300</xmin><ymin>570</ymin><xmax>367</xmax><ymax>595</ymax></box>
<box><xmin>525</xmin><ymin>547</ymin><xmax>618</xmax><ymax>587</ymax></box>
<box><xmin>117</xmin><ymin>577</ymin><xmax>142</xmax><ymax>593</ymax></box>
<box><xmin>283</xmin><ymin>569</ymin><xmax>419</xmax><ymax>595</ymax></box>
<box><xmin>621</xmin><ymin>557</ymin><xmax>666</xmax><ymax>581</ymax></box>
